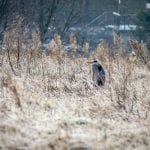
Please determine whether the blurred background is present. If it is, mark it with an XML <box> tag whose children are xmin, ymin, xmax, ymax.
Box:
<box><xmin>0</xmin><ymin>0</ymin><xmax>150</xmax><ymax>50</ymax></box>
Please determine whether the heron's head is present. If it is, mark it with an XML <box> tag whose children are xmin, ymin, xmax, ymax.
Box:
<box><xmin>87</xmin><ymin>59</ymin><xmax>98</xmax><ymax>64</ymax></box>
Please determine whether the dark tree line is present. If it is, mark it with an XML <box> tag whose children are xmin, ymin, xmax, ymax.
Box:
<box><xmin>0</xmin><ymin>0</ymin><xmax>147</xmax><ymax>43</ymax></box>
<box><xmin>136</xmin><ymin>10</ymin><xmax>150</xmax><ymax>50</ymax></box>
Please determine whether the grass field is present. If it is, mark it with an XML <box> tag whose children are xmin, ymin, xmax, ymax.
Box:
<box><xmin>0</xmin><ymin>35</ymin><xmax>150</xmax><ymax>150</ymax></box>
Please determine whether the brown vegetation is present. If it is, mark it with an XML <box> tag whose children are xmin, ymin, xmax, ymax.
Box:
<box><xmin>0</xmin><ymin>31</ymin><xmax>150</xmax><ymax>150</ymax></box>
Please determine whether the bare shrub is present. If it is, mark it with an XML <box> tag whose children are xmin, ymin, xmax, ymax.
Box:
<box><xmin>2</xmin><ymin>72</ymin><xmax>22</xmax><ymax>109</ymax></box>
<box><xmin>48</xmin><ymin>34</ymin><xmax>65</xmax><ymax>63</ymax></box>
<box><xmin>130</xmin><ymin>39</ymin><xmax>150</xmax><ymax>70</ymax></box>
<box><xmin>82</xmin><ymin>42</ymin><xmax>90</xmax><ymax>57</ymax></box>
<box><xmin>3</xmin><ymin>32</ymin><xmax>18</xmax><ymax>75</ymax></box>
<box><xmin>70</xmin><ymin>33</ymin><xmax>78</xmax><ymax>54</ymax></box>
<box><xmin>30</xmin><ymin>31</ymin><xmax>42</xmax><ymax>58</ymax></box>
<box><xmin>2</xmin><ymin>16</ymin><xmax>30</xmax><ymax>75</ymax></box>
<box><xmin>114</xmin><ymin>59</ymin><xmax>132</xmax><ymax>112</ymax></box>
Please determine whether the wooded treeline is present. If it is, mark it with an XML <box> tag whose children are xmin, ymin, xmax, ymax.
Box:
<box><xmin>0</xmin><ymin>0</ymin><xmax>148</xmax><ymax>42</ymax></box>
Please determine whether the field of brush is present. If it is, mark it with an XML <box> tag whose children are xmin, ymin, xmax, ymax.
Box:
<box><xmin>0</xmin><ymin>34</ymin><xmax>150</xmax><ymax>150</ymax></box>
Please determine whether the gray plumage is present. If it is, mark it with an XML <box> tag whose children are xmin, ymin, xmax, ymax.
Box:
<box><xmin>91</xmin><ymin>60</ymin><xmax>105</xmax><ymax>86</ymax></box>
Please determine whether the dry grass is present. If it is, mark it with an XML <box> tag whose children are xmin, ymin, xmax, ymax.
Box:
<box><xmin>0</xmin><ymin>32</ymin><xmax>150</xmax><ymax>150</ymax></box>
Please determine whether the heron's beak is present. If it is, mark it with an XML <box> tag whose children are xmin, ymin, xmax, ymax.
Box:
<box><xmin>86</xmin><ymin>60</ymin><xmax>93</xmax><ymax>64</ymax></box>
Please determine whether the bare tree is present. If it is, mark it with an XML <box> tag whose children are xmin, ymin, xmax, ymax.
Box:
<box><xmin>52</xmin><ymin>0</ymin><xmax>82</xmax><ymax>37</ymax></box>
<box><xmin>60</xmin><ymin>1</ymin><xmax>81</xmax><ymax>37</ymax></box>
<box><xmin>39</xmin><ymin>0</ymin><xmax>61</xmax><ymax>42</ymax></box>
<box><xmin>0</xmin><ymin>0</ymin><xmax>8</xmax><ymax>19</ymax></box>
<box><xmin>0</xmin><ymin>0</ymin><xmax>8</xmax><ymax>40</ymax></box>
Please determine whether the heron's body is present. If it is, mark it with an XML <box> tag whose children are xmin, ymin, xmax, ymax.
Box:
<box><xmin>87</xmin><ymin>60</ymin><xmax>105</xmax><ymax>86</ymax></box>
<box><xmin>92</xmin><ymin>61</ymin><xmax>105</xmax><ymax>86</ymax></box>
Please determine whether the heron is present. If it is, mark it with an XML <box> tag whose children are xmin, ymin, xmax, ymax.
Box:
<box><xmin>87</xmin><ymin>59</ymin><xmax>105</xmax><ymax>86</ymax></box>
